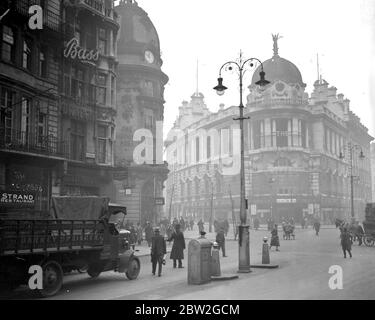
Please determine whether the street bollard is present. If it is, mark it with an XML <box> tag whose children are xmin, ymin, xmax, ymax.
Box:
<box><xmin>262</xmin><ymin>237</ymin><xmax>270</xmax><ymax>264</ymax></box>
<box><xmin>211</xmin><ymin>242</ymin><xmax>221</xmax><ymax>277</ymax></box>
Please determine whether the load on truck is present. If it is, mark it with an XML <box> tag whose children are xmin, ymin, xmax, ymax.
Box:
<box><xmin>0</xmin><ymin>196</ymin><xmax>140</xmax><ymax>297</ymax></box>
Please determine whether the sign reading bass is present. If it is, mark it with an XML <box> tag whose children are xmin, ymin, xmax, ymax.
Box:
<box><xmin>1</xmin><ymin>191</ymin><xmax>35</xmax><ymax>207</ymax></box>
<box><xmin>64</xmin><ymin>38</ymin><xmax>99</xmax><ymax>65</ymax></box>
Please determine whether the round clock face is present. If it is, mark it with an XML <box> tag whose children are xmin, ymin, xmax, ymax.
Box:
<box><xmin>145</xmin><ymin>50</ymin><xmax>155</xmax><ymax>64</ymax></box>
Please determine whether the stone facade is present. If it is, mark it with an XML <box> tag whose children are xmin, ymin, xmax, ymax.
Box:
<box><xmin>165</xmin><ymin>41</ymin><xmax>373</xmax><ymax>225</ymax></box>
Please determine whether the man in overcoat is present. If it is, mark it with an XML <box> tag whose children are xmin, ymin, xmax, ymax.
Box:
<box><xmin>151</xmin><ymin>227</ymin><xmax>166</xmax><ymax>276</ymax></box>
<box><xmin>145</xmin><ymin>221</ymin><xmax>153</xmax><ymax>247</ymax></box>
<box><xmin>340</xmin><ymin>227</ymin><xmax>352</xmax><ymax>258</ymax></box>
<box><xmin>216</xmin><ymin>227</ymin><xmax>227</xmax><ymax>257</ymax></box>
<box><xmin>168</xmin><ymin>224</ymin><xmax>186</xmax><ymax>268</ymax></box>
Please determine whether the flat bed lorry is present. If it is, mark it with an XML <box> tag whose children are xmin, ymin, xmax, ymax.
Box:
<box><xmin>0</xmin><ymin>196</ymin><xmax>140</xmax><ymax>297</ymax></box>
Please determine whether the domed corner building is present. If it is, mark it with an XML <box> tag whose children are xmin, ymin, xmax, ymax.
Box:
<box><xmin>111</xmin><ymin>0</ymin><xmax>169</xmax><ymax>225</ymax></box>
<box><xmin>165</xmin><ymin>35</ymin><xmax>373</xmax><ymax>226</ymax></box>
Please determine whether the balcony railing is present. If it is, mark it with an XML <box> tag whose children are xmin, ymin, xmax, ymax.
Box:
<box><xmin>0</xmin><ymin>128</ymin><xmax>67</xmax><ymax>158</ymax></box>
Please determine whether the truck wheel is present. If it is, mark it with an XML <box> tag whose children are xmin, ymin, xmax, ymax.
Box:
<box><xmin>87</xmin><ymin>263</ymin><xmax>103</xmax><ymax>278</ymax></box>
<box><xmin>38</xmin><ymin>260</ymin><xmax>63</xmax><ymax>298</ymax></box>
<box><xmin>126</xmin><ymin>256</ymin><xmax>140</xmax><ymax>280</ymax></box>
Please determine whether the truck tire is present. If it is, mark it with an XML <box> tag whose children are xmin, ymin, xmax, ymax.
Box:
<box><xmin>38</xmin><ymin>260</ymin><xmax>64</xmax><ymax>298</ymax></box>
<box><xmin>87</xmin><ymin>263</ymin><xmax>103</xmax><ymax>278</ymax></box>
<box><xmin>126</xmin><ymin>256</ymin><xmax>140</xmax><ymax>280</ymax></box>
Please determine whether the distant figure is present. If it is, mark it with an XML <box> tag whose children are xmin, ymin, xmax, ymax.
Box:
<box><xmin>144</xmin><ymin>221</ymin><xmax>153</xmax><ymax>247</ymax></box>
<box><xmin>216</xmin><ymin>227</ymin><xmax>227</xmax><ymax>257</ymax></box>
<box><xmin>253</xmin><ymin>217</ymin><xmax>260</xmax><ymax>230</ymax></box>
<box><xmin>301</xmin><ymin>217</ymin><xmax>306</xmax><ymax>229</ymax></box>
<box><xmin>197</xmin><ymin>219</ymin><xmax>204</xmax><ymax>234</ymax></box>
<box><xmin>355</xmin><ymin>222</ymin><xmax>364</xmax><ymax>246</ymax></box>
<box><xmin>129</xmin><ymin>225</ymin><xmax>137</xmax><ymax>250</ymax></box>
<box><xmin>179</xmin><ymin>217</ymin><xmax>186</xmax><ymax>232</ymax></box>
<box><xmin>313</xmin><ymin>219</ymin><xmax>321</xmax><ymax>236</ymax></box>
<box><xmin>166</xmin><ymin>223</ymin><xmax>173</xmax><ymax>239</ymax></box>
<box><xmin>189</xmin><ymin>218</ymin><xmax>194</xmax><ymax>231</ymax></box>
<box><xmin>340</xmin><ymin>227</ymin><xmax>352</xmax><ymax>258</ymax></box>
<box><xmin>168</xmin><ymin>224</ymin><xmax>186</xmax><ymax>268</ymax></box>
<box><xmin>151</xmin><ymin>227</ymin><xmax>167</xmax><ymax>276</ymax></box>
<box><xmin>223</xmin><ymin>219</ymin><xmax>229</xmax><ymax>237</ymax></box>
<box><xmin>270</xmin><ymin>224</ymin><xmax>280</xmax><ymax>251</ymax></box>
<box><xmin>136</xmin><ymin>222</ymin><xmax>143</xmax><ymax>245</ymax></box>
<box><xmin>213</xmin><ymin>219</ymin><xmax>219</xmax><ymax>233</ymax></box>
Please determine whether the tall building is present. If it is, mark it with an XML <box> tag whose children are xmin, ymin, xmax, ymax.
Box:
<box><xmin>0</xmin><ymin>0</ymin><xmax>120</xmax><ymax>218</ymax></box>
<box><xmin>58</xmin><ymin>0</ymin><xmax>119</xmax><ymax>197</ymax></box>
<box><xmin>0</xmin><ymin>0</ymin><xmax>64</xmax><ymax>218</ymax></box>
<box><xmin>371</xmin><ymin>142</ymin><xmax>375</xmax><ymax>201</ymax></box>
<box><xmin>165</xmin><ymin>36</ymin><xmax>373</xmax><ymax>224</ymax></box>
<box><xmin>111</xmin><ymin>0</ymin><xmax>169</xmax><ymax>224</ymax></box>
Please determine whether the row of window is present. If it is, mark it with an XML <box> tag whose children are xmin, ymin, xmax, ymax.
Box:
<box><xmin>251</xmin><ymin>119</ymin><xmax>307</xmax><ymax>149</ymax></box>
<box><xmin>0</xmin><ymin>87</ymin><xmax>48</xmax><ymax>141</ymax></box>
<box><xmin>73</xmin><ymin>18</ymin><xmax>116</xmax><ymax>57</ymax></box>
<box><xmin>324</xmin><ymin>127</ymin><xmax>344</xmax><ymax>156</ymax></box>
<box><xmin>70</xmin><ymin>120</ymin><xmax>114</xmax><ymax>164</ymax></box>
<box><xmin>63</xmin><ymin>67</ymin><xmax>116</xmax><ymax>106</ymax></box>
<box><xmin>1</xmin><ymin>25</ymin><xmax>48</xmax><ymax>77</ymax></box>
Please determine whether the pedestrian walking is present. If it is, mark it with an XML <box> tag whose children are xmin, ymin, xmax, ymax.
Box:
<box><xmin>197</xmin><ymin>219</ymin><xmax>204</xmax><ymax>234</ymax></box>
<box><xmin>129</xmin><ymin>225</ymin><xmax>137</xmax><ymax>250</ymax></box>
<box><xmin>223</xmin><ymin>219</ymin><xmax>229</xmax><ymax>237</ymax></box>
<box><xmin>151</xmin><ymin>227</ymin><xmax>167</xmax><ymax>276</ymax></box>
<box><xmin>216</xmin><ymin>227</ymin><xmax>227</xmax><ymax>257</ymax></box>
<box><xmin>145</xmin><ymin>221</ymin><xmax>153</xmax><ymax>247</ymax></box>
<box><xmin>136</xmin><ymin>222</ymin><xmax>143</xmax><ymax>245</ymax></box>
<box><xmin>168</xmin><ymin>224</ymin><xmax>186</xmax><ymax>268</ymax></box>
<box><xmin>270</xmin><ymin>224</ymin><xmax>280</xmax><ymax>251</ymax></box>
<box><xmin>301</xmin><ymin>216</ymin><xmax>306</xmax><ymax>229</ymax></box>
<box><xmin>313</xmin><ymin>219</ymin><xmax>320</xmax><ymax>236</ymax></box>
<box><xmin>355</xmin><ymin>222</ymin><xmax>364</xmax><ymax>246</ymax></box>
<box><xmin>189</xmin><ymin>218</ymin><xmax>194</xmax><ymax>231</ymax></box>
<box><xmin>340</xmin><ymin>227</ymin><xmax>352</xmax><ymax>258</ymax></box>
<box><xmin>254</xmin><ymin>217</ymin><xmax>260</xmax><ymax>230</ymax></box>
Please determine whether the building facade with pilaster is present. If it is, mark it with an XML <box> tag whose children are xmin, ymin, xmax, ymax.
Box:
<box><xmin>165</xmin><ymin>38</ymin><xmax>373</xmax><ymax>225</ymax></box>
<box><xmin>111</xmin><ymin>0</ymin><xmax>169</xmax><ymax>225</ymax></box>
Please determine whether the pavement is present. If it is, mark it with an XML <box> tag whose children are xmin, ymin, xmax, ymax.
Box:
<box><xmin>3</xmin><ymin>224</ymin><xmax>374</xmax><ymax>300</ymax></box>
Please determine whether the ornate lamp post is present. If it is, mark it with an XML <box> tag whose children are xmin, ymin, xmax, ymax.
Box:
<box><xmin>339</xmin><ymin>142</ymin><xmax>365</xmax><ymax>219</ymax></box>
<box><xmin>213</xmin><ymin>52</ymin><xmax>269</xmax><ymax>273</ymax></box>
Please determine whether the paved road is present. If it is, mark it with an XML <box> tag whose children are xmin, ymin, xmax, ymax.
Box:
<box><xmin>2</xmin><ymin>227</ymin><xmax>375</xmax><ymax>300</ymax></box>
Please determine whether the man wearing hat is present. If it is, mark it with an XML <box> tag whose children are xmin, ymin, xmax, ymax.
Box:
<box><xmin>151</xmin><ymin>227</ymin><xmax>166</xmax><ymax>276</ymax></box>
<box><xmin>168</xmin><ymin>223</ymin><xmax>186</xmax><ymax>268</ymax></box>
<box><xmin>216</xmin><ymin>227</ymin><xmax>227</xmax><ymax>257</ymax></box>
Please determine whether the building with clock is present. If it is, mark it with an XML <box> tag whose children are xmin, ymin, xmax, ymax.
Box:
<box><xmin>165</xmin><ymin>36</ymin><xmax>373</xmax><ymax>224</ymax></box>
<box><xmin>111</xmin><ymin>0</ymin><xmax>169</xmax><ymax>224</ymax></box>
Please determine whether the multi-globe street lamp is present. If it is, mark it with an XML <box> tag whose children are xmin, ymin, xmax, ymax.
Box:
<box><xmin>339</xmin><ymin>142</ymin><xmax>365</xmax><ymax>219</ymax></box>
<box><xmin>213</xmin><ymin>52</ymin><xmax>269</xmax><ymax>273</ymax></box>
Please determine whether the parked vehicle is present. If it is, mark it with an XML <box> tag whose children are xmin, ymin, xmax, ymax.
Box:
<box><xmin>363</xmin><ymin>203</ymin><xmax>375</xmax><ymax>247</ymax></box>
<box><xmin>0</xmin><ymin>196</ymin><xmax>140</xmax><ymax>297</ymax></box>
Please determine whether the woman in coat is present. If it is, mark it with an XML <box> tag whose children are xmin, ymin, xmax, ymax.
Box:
<box><xmin>168</xmin><ymin>224</ymin><xmax>186</xmax><ymax>268</ymax></box>
<box><xmin>340</xmin><ymin>227</ymin><xmax>352</xmax><ymax>258</ymax></box>
<box><xmin>270</xmin><ymin>224</ymin><xmax>280</xmax><ymax>251</ymax></box>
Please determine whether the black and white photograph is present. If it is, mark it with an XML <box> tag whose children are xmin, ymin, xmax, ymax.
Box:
<box><xmin>0</xmin><ymin>0</ymin><xmax>375</xmax><ymax>304</ymax></box>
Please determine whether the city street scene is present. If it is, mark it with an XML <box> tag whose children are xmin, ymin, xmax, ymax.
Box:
<box><xmin>1</xmin><ymin>0</ymin><xmax>375</xmax><ymax>301</ymax></box>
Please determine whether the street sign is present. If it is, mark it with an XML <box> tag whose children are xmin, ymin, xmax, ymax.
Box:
<box><xmin>276</xmin><ymin>198</ymin><xmax>297</xmax><ymax>203</ymax></box>
<box><xmin>154</xmin><ymin>197</ymin><xmax>165</xmax><ymax>205</ymax></box>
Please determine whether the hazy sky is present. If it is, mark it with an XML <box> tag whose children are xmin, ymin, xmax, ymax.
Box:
<box><xmin>116</xmin><ymin>0</ymin><xmax>375</xmax><ymax>140</ymax></box>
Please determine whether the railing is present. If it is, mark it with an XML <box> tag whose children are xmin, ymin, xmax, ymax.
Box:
<box><xmin>0</xmin><ymin>128</ymin><xmax>68</xmax><ymax>158</ymax></box>
<box><xmin>0</xmin><ymin>219</ymin><xmax>103</xmax><ymax>255</ymax></box>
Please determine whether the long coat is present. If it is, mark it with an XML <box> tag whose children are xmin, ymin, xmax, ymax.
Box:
<box><xmin>340</xmin><ymin>231</ymin><xmax>352</xmax><ymax>251</ymax></box>
<box><xmin>270</xmin><ymin>228</ymin><xmax>280</xmax><ymax>246</ymax></box>
<box><xmin>168</xmin><ymin>231</ymin><xmax>186</xmax><ymax>260</ymax></box>
<box><xmin>151</xmin><ymin>234</ymin><xmax>166</xmax><ymax>262</ymax></box>
<box><xmin>145</xmin><ymin>225</ymin><xmax>153</xmax><ymax>242</ymax></box>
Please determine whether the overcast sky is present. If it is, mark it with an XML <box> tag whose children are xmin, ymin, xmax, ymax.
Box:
<box><xmin>116</xmin><ymin>0</ymin><xmax>375</xmax><ymax>140</ymax></box>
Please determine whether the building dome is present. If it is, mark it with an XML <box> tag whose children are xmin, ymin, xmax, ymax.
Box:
<box><xmin>251</xmin><ymin>35</ymin><xmax>305</xmax><ymax>87</ymax></box>
<box><xmin>115</xmin><ymin>0</ymin><xmax>160</xmax><ymax>58</ymax></box>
